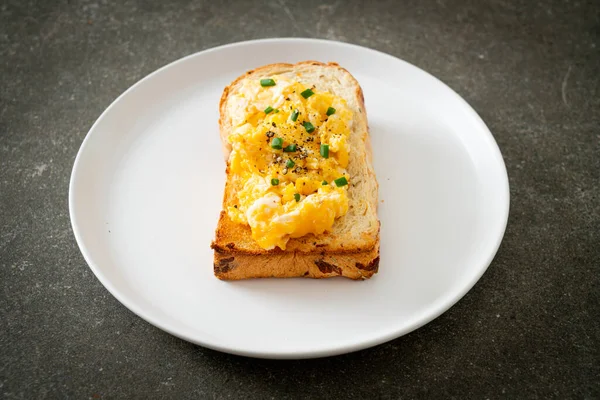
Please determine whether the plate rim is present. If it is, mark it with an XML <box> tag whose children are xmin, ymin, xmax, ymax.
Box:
<box><xmin>69</xmin><ymin>37</ymin><xmax>510</xmax><ymax>359</ymax></box>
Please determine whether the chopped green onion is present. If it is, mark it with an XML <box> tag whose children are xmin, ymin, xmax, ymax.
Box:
<box><xmin>290</xmin><ymin>109</ymin><xmax>299</xmax><ymax>122</ymax></box>
<box><xmin>264</xmin><ymin>106</ymin><xmax>274</xmax><ymax>114</ymax></box>
<box><xmin>320</xmin><ymin>144</ymin><xmax>329</xmax><ymax>158</ymax></box>
<box><xmin>302</xmin><ymin>121</ymin><xmax>315</xmax><ymax>133</ymax></box>
<box><xmin>283</xmin><ymin>144</ymin><xmax>297</xmax><ymax>152</ymax></box>
<box><xmin>271</xmin><ymin>178</ymin><xmax>279</xmax><ymax>186</ymax></box>
<box><xmin>294</xmin><ymin>193</ymin><xmax>301</xmax><ymax>202</ymax></box>
<box><xmin>260</xmin><ymin>78</ymin><xmax>276</xmax><ymax>87</ymax></box>
<box><xmin>286</xmin><ymin>159</ymin><xmax>295</xmax><ymax>168</ymax></box>
<box><xmin>334</xmin><ymin>176</ymin><xmax>348</xmax><ymax>187</ymax></box>
<box><xmin>326</xmin><ymin>107</ymin><xmax>336</xmax><ymax>116</ymax></box>
<box><xmin>274</xmin><ymin>109</ymin><xmax>280</xmax><ymax>113</ymax></box>
<box><xmin>301</xmin><ymin>88</ymin><xmax>314</xmax><ymax>99</ymax></box>
<box><xmin>322</xmin><ymin>180</ymin><xmax>328</xmax><ymax>185</ymax></box>
<box><xmin>270</xmin><ymin>137</ymin><xmax>283</xmax><ymax>149</ymax></box>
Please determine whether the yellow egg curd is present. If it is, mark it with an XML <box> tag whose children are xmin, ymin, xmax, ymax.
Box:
<box><xmin>225</xmin><ymin>76</ymin><xmax>352</xmax><ymax>250</ymax></box>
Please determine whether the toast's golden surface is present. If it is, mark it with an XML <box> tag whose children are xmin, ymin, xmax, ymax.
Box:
<box><xmin>211</xmin><ymin>61</ymin><xmax>380</xmax><ymax>280</ymax></box>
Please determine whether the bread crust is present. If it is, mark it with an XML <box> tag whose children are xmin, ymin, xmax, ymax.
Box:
<box><xmin>212</xmin><ymin>61</ymin><xmax>380</xmax><ymax>280</ymax></box>
<box><xmin>213</xmin><ymin>243</ymin><xmax>379</xmax><ymax>280</ymax></box>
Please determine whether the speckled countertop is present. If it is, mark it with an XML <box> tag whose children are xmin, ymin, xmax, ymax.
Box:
<box><xmin>1</xmin><ymin>0</ymin><xmax>598</xmax><ymax>398</ymax></box>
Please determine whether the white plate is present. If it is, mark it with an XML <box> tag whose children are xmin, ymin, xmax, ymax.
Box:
<box><xmin>69</xmin><ymin>38</ymin><xmax>509</xmax><ymax>359</ymax></box>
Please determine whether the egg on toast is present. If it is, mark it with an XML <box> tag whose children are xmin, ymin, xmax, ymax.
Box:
<box><xmin>211</xmin><ymin>61</ymin><xmax>380</xmax><ymax>280</ymax></box>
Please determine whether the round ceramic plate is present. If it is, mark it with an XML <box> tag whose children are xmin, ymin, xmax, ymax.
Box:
<box><xmin>69</xmin><ymin>38</ymin><xmax>509</xmax><ymax>359</ymax></box>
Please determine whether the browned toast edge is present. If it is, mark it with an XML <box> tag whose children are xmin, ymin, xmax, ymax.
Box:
<box><xmin>213</xmin><ymin>242</ymin><xmax>380</xmax><ymax>280</ymax></box>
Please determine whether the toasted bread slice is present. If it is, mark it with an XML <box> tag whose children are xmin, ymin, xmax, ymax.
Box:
<box><xmin>211</xmin><ymin>61</ymin><xmax>380</xmax><ymax>280</ymax></box>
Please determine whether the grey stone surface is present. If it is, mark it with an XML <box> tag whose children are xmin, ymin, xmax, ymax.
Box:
<box><xmin>1</xmin><ymin>0</ymin><xmax>599</xmax><ymax>398</ymax></box>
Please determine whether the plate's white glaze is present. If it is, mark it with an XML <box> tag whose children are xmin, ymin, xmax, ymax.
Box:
<box><xmin>69</xmin><ymin>38</ymin><xmax>509</xmax><ymax>359</ymax></box>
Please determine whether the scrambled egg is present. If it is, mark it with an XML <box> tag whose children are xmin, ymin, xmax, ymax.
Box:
<box><xmin>225</xmin><ymin>75</ymin><xmax>352</xmax><ymax>250</ymax></box>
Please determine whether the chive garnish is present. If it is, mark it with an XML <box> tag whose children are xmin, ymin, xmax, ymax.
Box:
<box><xmin>271</xmin><ymin>137</ymin><xmax>283</xmax><ymax>149</ymax></box>
<box><xmin>320</xmin><ymin>144</ymin><xmax>329</xmax><ymax>158</ymax></box>
<box><xmin>326</xmin><ymin>107</ymin><xmax>336</xmax><ymax>116</ymax></box>
<box><xmin>264</xmin><ymin>106</ymin><xmax>274</xmax><ymax>114</ymax></box>
<box><xmin>301</xmin><ymin>89</ymin><xmax>314</xmax><ymax>99</ymax></box>
<box><xmin>286</xmin><ymin>159</ymin><xmax>295</xmax><ymax>168</ymax></box>
<box><xmin>260</xmin><ymin>78</ymin><xmax>276</xmax><ymax>87</ymax></box>
<box><xmin>290</xmin><ymin>109</ymin><xmax>299</xmax><ymax>122</ymax></box>
<box><xmin>334</xmin><ymin>176</ymin><xmax>348</xmax><ymax>187</ymax></box>
<box><xmin>283</xmin><ymin>144</ymin><xmax>297</xmax><ymax>152</ymax></box>
<box><xmin>294</xmin><ymin>193</ymin><xmax>301</xmax><ymax>202</ymax></box>
<box><xmin>302</xmin><ymin>121</ymin><xmax>315</xmax><ymax>133</ymax></box>
<box><xmin>271</xmin><ymin>178</ymin><xmax>279</xmax><ymax>186</ymax></box>
<box><xmin>322</xmin><ymin>180</ymin><xmax>328</xmax><ymax>185</ymax></box>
